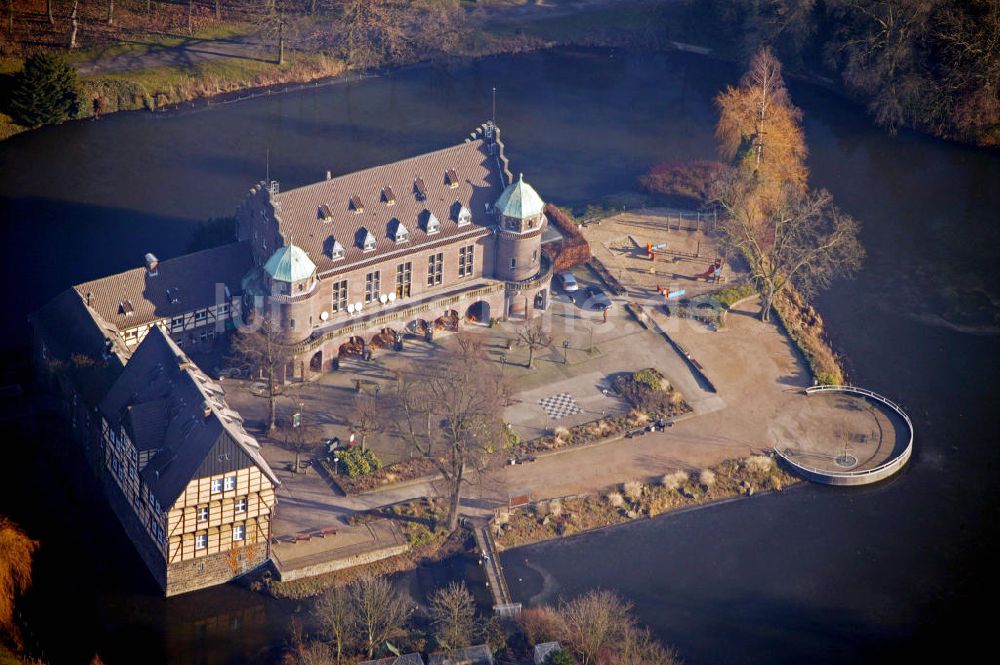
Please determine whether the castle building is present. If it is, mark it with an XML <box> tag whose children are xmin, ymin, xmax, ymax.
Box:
<box><xmin>235</xmin><ymin>123</ymin><xmax>552</xmax><ymax>379</ymax></box>
<box><xmin>29</xmin><ymin>123</ymin><xmax>549</xmax><ymax>594</ymax></box>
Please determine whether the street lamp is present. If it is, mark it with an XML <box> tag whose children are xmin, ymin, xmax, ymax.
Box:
<box><xmin>500</xmin><ymin>353</ymin><xmax>507</xmax><ymax>375</ymax></box>
<box><xmin>562</xmin><ymin>339</ymin><xmax>569</xmax><ymax>364</ymax></box>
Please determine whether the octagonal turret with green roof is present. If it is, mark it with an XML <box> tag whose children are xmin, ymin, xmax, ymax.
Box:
<box><xmin>495</xmin><ymin>173</ymin><xmax>545</xmax><ymax>221</ymax></box>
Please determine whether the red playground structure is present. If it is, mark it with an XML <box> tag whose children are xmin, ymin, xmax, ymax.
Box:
<box><xmin>695</xmin><ymin>258</ymin><xmax>724</xmax><ymax>281</ymax></box>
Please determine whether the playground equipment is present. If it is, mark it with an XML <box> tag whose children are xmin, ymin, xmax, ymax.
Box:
<box><xmin>694</xmin><ymin>258</ymin><xmax>724</xmax><ymax>282</ymax></box>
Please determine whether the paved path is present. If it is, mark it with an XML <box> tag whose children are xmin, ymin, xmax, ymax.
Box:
<box><xmin>76</xmin><ymin>34</ymin><xmax>268</xmax><ymax>76</ymax></box>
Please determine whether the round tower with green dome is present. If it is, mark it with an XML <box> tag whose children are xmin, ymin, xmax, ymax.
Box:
<box><xmin>261</xmin><ymin>241</ymin><xmax>317</xmax><ymax>343</ymax></box>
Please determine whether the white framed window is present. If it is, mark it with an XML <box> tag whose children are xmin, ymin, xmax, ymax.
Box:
<box><xmin>198</xmin><ymin>506</ymin><xmax>209</xmax><ymax>521</ymax></box>
<box><xmin>233</xmin><ymin>524</ymin><xmax>246</xmax><ymax>541</ymax></box>
<box><xmin>224</xmin><ymin>476</ymin><xmax>236</xmax><ymax>491</ymax></box>
<box><xmin>211</xmin><ymin>478</ymin><xmax>223</xmax><ymax>493</ymax></box>
<box><xmin>235</xmin><ymin>497</ymin><xmax>248</xmax><ymax>513</ymax></box>
<box><xmin>195</xmin><ymin>533</ymin><xmax>208</xmax><ymax>550</ymax></box>
<box><xmin>195</xmin><ymin>310</ymin><xmax>208</xmax><ymax>323</ymax></box>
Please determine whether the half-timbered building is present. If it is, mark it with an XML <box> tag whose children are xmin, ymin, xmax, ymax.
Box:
<box><xmin>98</xmin><ymin>326</ymin><xmax>278</xmax><ymax>596</ymax></box>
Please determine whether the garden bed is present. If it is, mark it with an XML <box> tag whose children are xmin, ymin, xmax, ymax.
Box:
<box><xmin>495</xmin><ymin>455</ymin><xmax>798</xmax><ymax>548</ymax></box>
<box><xmin>321</xmin><ymin>455</ymin><xmax>439</xmax><ymax>495</ymax></box>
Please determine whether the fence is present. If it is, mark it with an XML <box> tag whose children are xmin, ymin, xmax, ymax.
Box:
<box><xmin>772</xmin><ymin>385</ymin><xmax>914</xmax><ymax>486</ymax></box>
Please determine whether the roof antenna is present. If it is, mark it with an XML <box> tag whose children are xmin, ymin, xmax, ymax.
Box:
<box><xmin>492</xmin><ymin>86</ymin><xmax>496</xmax><ymax>124</ymax></box>
<box><xmin>266</xmin><ymin>147</ymin><xmax>270</xmax><ymax>184</ymax></box>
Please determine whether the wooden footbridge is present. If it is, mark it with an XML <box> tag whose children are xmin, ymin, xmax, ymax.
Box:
<box><xmin>472</xmin><ymin>520</ymin><xmax>521</xmax><ymax>617</ymax></box>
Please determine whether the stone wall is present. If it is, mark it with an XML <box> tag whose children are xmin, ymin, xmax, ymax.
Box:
<box><xmin>166</xmin><ymin>541</ymin><xmax>270</xmax><ymax>597</ymax></box>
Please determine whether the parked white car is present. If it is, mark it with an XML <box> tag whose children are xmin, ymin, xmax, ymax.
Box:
<box><xmin>557</xmin><ymin>271</ymin><xmax>579</xmax><ymax>291</ymax></box>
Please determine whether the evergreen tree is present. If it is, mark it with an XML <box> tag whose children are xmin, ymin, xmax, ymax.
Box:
<box><xmin>9</xmin><ymin>52</ymin><xmax>79</xmax><ymax>129</ymax></box>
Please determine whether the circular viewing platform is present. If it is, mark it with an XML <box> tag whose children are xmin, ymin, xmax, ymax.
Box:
<box><xmin>770</xmin><ymin>386</ymin><xmax>913</xmax><ymax>486</ymax></box>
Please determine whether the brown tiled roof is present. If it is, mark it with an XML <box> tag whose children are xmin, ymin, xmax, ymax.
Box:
<box><xmin>74</xmin><ymin>242</ymin><xmax>253</xmax><ymax>331</ymax></box>
<box><xmin>29</xmin><ymin>287</ymin><xmax>130</xmax><ymax>405</ymax></box>
<box><xmin>99</xmin><ymin>326</ymin><xmax>279</xmax><ymax>506</ymax></box>
<box><xmin>273</xmin><ymin>139</ymin><xmax>506</xmax><ymax>275</ymax></box>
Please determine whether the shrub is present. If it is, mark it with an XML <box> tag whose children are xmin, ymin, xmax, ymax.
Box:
<box><xmin>8</xmin><ymin>52</ymin><xmax>79</xmax><ymax>128</ymax></box>
<box><xmin>339</xmin><ymin>446</ymin><xmax>382</xmax><ymax>477</ymax></box>
<box><xmin>632</xmin><ymin>368</ymin><xmax>663</xmax><ymax>392</ymax></box>
<box><xmin>639</xmin><ymin>160</ymin><xmax>726</xmax><ymax>205</ymax></box>
<box><xmin>519</xmin><ymin>606</ymin><xmax>567</xmax><ymax>646</ymax></box>
<box><xmin>815</xmin><ymin>372</ymin><xmax>839</xmax><ymax>386</ymax></box>
<box><xmin>546</xmin><ymin>650</ymin><xmax>578</xmax><ymax>665</ymax></box>
<box><xmin>661</xmin><ymin>471</ymin><xmax>689</xmax><ymax>490</ymax></box>
<box><xmin>622</xmin><ymin>480</ymin><xmax>644</xmax><ymax>501</ymax></box>
<box><xmin>548</xmin><ymin>500</ymin><xmax>563</xmax><ymax>517</ymax></box>
<box><xmin>743</xmin><ymin>455</ymin><xmax>774</xmax><ymax>475</ymax></box>
<box><xmin>605</xmin><ymin>492</ymin><xmax>625</xmax><ymax>508</ymax></box>
<box><xmin>712</xmin><ymin>282</ymin><xmax>757</xmax><ymax>308</ymax></box>
<box><xmin>699</xmin><ymin>469</ymin><xmax>716</xmax><ymax>488</ymax></box>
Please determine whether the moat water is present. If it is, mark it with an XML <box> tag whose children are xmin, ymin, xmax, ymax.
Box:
<box><xmin>0</xmin><ymin>47</ymin><xmax>998</xmax><ymax>664</ymax></box>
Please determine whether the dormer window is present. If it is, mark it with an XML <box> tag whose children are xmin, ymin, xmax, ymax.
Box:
<box><xmin>359</xmin><ymin>228</ymin><xmax>377</xmax><ymax>251</ymax></box>
<box><xmin>446</xmin><ymin>169</ymin><xmax>459</xmax><ymax>188</ymax></box>
<box><xmin>424</xmin><ymin>210</ymin><xmax>440</xmax><ymax>234</ymax></box>
<box><xmin>118</xmin><ymin>300</ymin><xmax>134</xmax><ymax>316</ymax></box>
<box><xmin>318</xmin><ymin>204</ymin><xmax>333</xmax><ymax>222</ymax></box>
<box><xmin>457</xmin><ymin>206</ymin><xmax>472</xmax><ymax>226</ymax></box>
<box><xmin>350</xmin><ymin>195</ymin><xmax>364</xmax><ymax>214</ymax></box>
<box><xmin>382</xmin><ymin>187</ymin><xmax>396</xmax><ymax>206</ymax></box>
<box><xmin>413</xmin><ymin>177</ymin><xmax>427</xmax><ymax>200</ymax></box>
<box><xmin>390</xmin><ymin>219</ymin><xmax>409</xmax><ymax>243</ymax></box>
<box><xmin>329</xmin><ymin>239</ymin><xmax>345</xmax><ymax>260</ymax></box>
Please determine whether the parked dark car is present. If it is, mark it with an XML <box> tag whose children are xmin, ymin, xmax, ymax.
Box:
<box><xmin>584</xmin><ymin>285</ymin><xmax>613</xmax><ymax>311</ymax></box>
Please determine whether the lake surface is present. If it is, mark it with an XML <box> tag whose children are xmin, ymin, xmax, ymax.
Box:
<box><xmin>1</xmin><ymin>47</ymin><xmax>998</xmax><ymax>664</ymax></box>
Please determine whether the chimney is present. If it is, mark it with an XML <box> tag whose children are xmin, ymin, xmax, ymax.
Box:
<box><xmin>145</xmin><ymin>253</ymin><xmax>159</xmax><ymax>276</ymax></box>
<box><xmin>86</xmin><ymin>291</ymin><xmax>92</xmax><ymax>306</ymax></box>
<box><xmin>202</xmin><ymin>400</ymin><xmax>212</xmax><ymax>418</ymax></box>
<box><xmin>326</xmin><ymin>170</ymin><xmax>332</xmax><ymax>180</ymax></box>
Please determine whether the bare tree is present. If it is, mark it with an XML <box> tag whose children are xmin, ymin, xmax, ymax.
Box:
<box><xmin>388</xmin><ymin>348</ymin><xmax>510</xmax><ymax>531</ymax></box>
<box><xmin>428</xmin><ymin>581</ymin><xmax>476</xmax><ymax>651</ymax></box>
<box><xmin>279</xmin><ymin>406</ymin><xmax>321</xmax><ymax>474</ymax></box>
<box><xmin>715</xmin><ymin>47</ymin><xmax>808</xmax><ymax>207</ymax></box>
<box><xmin>559</xmin><ymin>590</ymin><xmax>634</xmax><ymax>665</ymax></box>
<box><xmin>230</xmin><ymin>314</ymin><xmax>292</xmax><ymax>431</ymax></box>
<box><xmin>314</xmin><ymin>586</ymin><xmax>353</xmax><ymax>663</ymax></box>
<box><xmin>714</xmin><ymin>174</ymin><xmax>864</xmax><ymax>321</ymax></box>
<box><xmin>257</xmin><ymin>0</ymin><xmax>289</xmax><ymax>65</ymax></box>
<box><xmin>107</xmin><ymin>0</ymin><xmax>114</xmax><ymax>25</ymax></box>
<box><xmin>69</xmin><ymin>0</ymin><xmax>80</xmax><ymax>49</ymax></box>
<box><xmin>7</xmin><ymin>0</ymin><xmax>13</xmax><ymax>38</ymax></box>
<box><xmin>348</xmin><ymin>391</ymin><xmax>380</xmax><ymax>452</ymax></box>
<box><xmin>517</xmin><ymin>321</ymin><xmax>552</xmax><ymax>369</ymax></box>
<box><xmin>47</xmin><ymin>0</ymin><xmax>54</xmax><ymax>25</ymax></box>
<box><xmin>349</xmin><ymin>575</ymin><xmax>411</xmax><ymax>659</ymax></box>
<box><xmin>611</xmin><ymin>624</ymin><xmax>681</xmax><ymax>665</ymax></box>
<box><xmin>188</xmin><ymin>0</ymin><xmax>194</xmax><ymax>34</ymax></box>
<box><xmin>0</xmin><ymin>517</ymin><xmax>39</xmax><ymax>644</ymax></box>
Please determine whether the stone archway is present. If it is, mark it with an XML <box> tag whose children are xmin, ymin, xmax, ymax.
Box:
<box><xmin>338</xmin><ymin>336</ymin><xmax>365</xmax><ymax>357</ymax></box>
<box><xmin>370</xmin><ymin>328</ymin><xmax>398</xmax><ymax>349</ymax></box>
<box><xmin>407</xmin><ymin>318</ymin><xmax>429</xmax><ymax>336</ymax></box>
<box><xmin>434</xmin><ymin>309</ymin><xmax>460</xmax><ymax>333</ymax></box>
<box><xmin>465</xmin><ymin>300</ymin><xmax>491</xmax><ymax>325</ymax></box>
<box><xmin>309</xmin><ymin>350</ymin><xmax>323</xmax><ymax>373</ymax></box>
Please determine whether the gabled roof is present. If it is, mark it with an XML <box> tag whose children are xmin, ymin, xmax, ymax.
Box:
<box><xmin>73</xmin><ymin>242</ymin><xmax>253</xmax><ymax>331</ymax></box>
<box><xmin>29</xmin><ymin>287</ymin><xmax>129</xmax><ymax>405</ymax></box>
<box><xmin>99</xmin><ymin>326</ymin><xmax>279</xmax><ymax>506</ymax></box>
<box><xmin>428</xmin><ymin>645</ymin><xmax>494</xmax><ymax>665</ymax></box>
<box><xmin>263</xmin><ymin>242</ymin><xmax>316</xmax><ymax>282</ymax></box>
<box><xmin>360</xmin><ymin>654</ymin><xmax>425</xmax><ymax>665</ymax></box>
<box><xmin>495</xmin><ymin>173</ymin><xmax>544</xmax><ymax>220</ymax></box>
<box><xmin>271</xmin><ymin>138</ymin><xmax>505</xmax><ymax>274</ymax></box>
